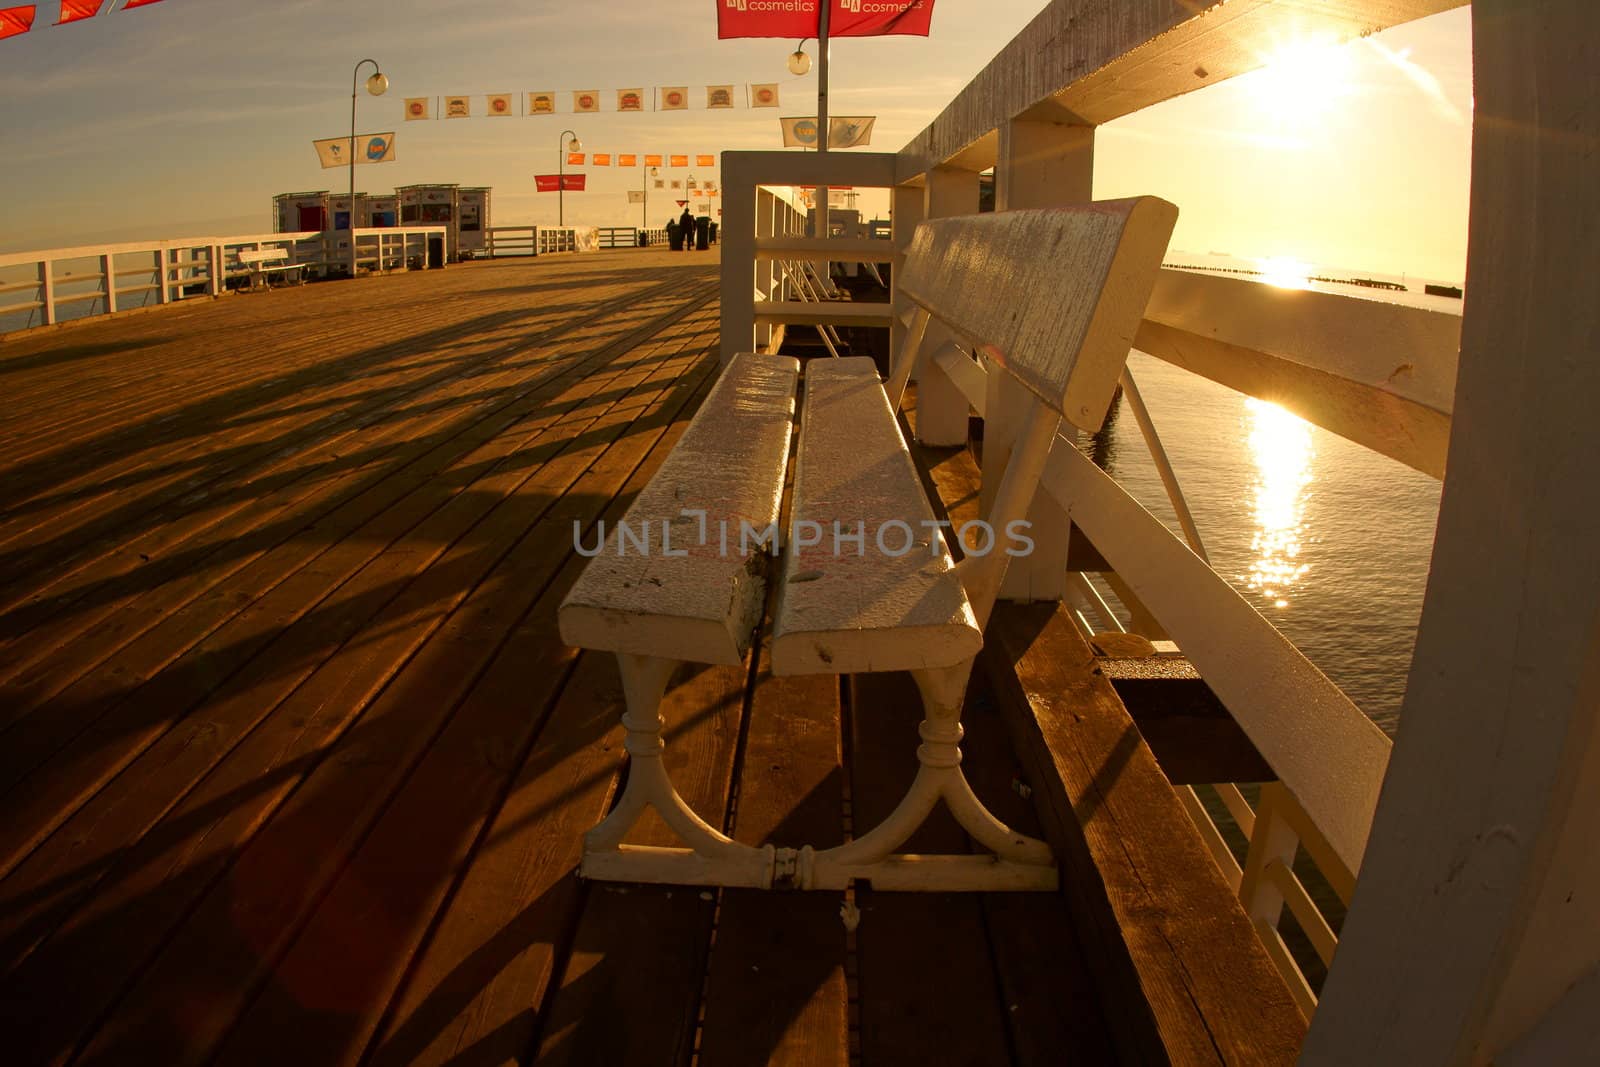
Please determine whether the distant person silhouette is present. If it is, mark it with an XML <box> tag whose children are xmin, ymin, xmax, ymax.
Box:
<box><xmin>678</xmin><ymin>209</ymin><xmax>696</xmax><ymax>252</ymax></box>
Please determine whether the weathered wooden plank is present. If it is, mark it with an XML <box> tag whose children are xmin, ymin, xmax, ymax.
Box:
<box><xmin>1103</xmin><ymin>657</ymin><xmax>1276</xmax><ymax>786</ymax></box>
<box><xmin>0</xmin><ymin>315</ymin><xmax>718</xmax><ymax>886</ymax></box>
<box><xmin>0</xmin><ymin>276</ymin><xmax>709</xmax><ymax>662</ymax></box>
<box><xmin>983</xmin><ymin>602</ymin><xmax>1307</xmax><ymax>1064</ymax></box>
<box><xmin>697</xmin><ymin>448</ymin><xmax>849</xmax><ymax>1067</ymax></box>
<box><xmin>60</xmin><ymin>351</ymin><xmax>719</xmax><ymax>1067</ymax></box>
<box><xmin>529</xmin><ymin>657</ymin><xmax>750</xmax><ymax>1067</ymax></box>
<box><xmin>773</xmin><ymin>358</ymin><xmax>980</xmax><ymax>675</ymax></box>
<box><xmin>903</xmin><ymin>415</ymin><xmax>1133</xmax><ymax>1065</ymax></box>
<box><xmin>0</xmin><ymin>307</ymin><xmax>720</xmax><ymax>1066</ymax></box>
<box><xmin>560</xmin><ymin>354</ymin><xmax>798</xmax><ymax>666</ymax></box>
<box><xmin>848</xmin><ymin>669</ymin><xmax>1016</xmax><ymax>1067</ymax></box>
<box><xmin>0</xmin><ymin>299</ymin><xmax>691</xmax><ymax>735</ymax></box>
<box><xmin>0</xmin><ymin>329</ymin><xmax>692</xmax><ymax>981</ymax></box>
<box><xmin>898</xmin><ymin>200</ymin><xmax>1177</xmax><ymax>431</ymax></box>
<box><xmin>215</xmin><ymin>371</ymin><xmax>726</xmax><ymax>1065</ymax></box>
<box><xmin>961</xmin><ymin>687</ymin><xmax>1118</xmax><ymax>1067</ymax></box>
<box><xmin>0</xmin><ymin>276</ymin><xmax>660</xmax><ymax>546</ymax></box>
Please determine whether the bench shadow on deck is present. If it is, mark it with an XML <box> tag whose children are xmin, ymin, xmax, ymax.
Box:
<box><xmin>0</xmin><ymin>251</ymin><xmax>1285</xmax><ymax>1065</ymax></box>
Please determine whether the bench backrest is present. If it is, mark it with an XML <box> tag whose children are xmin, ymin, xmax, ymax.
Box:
<box><xmin>896</xmin><ymin>197</ymin><xmax>1177</xmax><ymax>432</ymax></box>
<box><xmin>238</xmin><ymin>248</ymin><xmax>289</xmax><ymax>265</ymax></box>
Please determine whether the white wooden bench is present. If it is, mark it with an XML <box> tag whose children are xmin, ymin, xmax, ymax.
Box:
<box><xmin>234</xmin><ymin>247</ymin><xmax>301</xmax><ymax>290</ymax></box>
<box><xmin>559</xmin><ymin>196</ymin><xmax>1178</xmax><ymax>892</ymax></box>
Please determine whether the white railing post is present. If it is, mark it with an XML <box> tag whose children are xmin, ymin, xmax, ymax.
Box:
<box><xmin>40</xmin><ymin>259</ymin><xmax>56</xmax><ymax>325</ymax></box>
<box><xmin>208</xmin><ymin>244</ymin><xmax>222</xmax><ymax>296</ymax></box>
<box><xmin>719</xmin><ymin>154</ymin><xmax>759</xmax><ymax>364</ymax></box>
<box><xmin>755</xmin><ymin>187</ymin><xmax>778</xmax><ymax>350</ymax></box>
<box><xmin>890</xmin><ymin>182</ymin><xmax>926</xmax><ymax>380</ymax></box>
<box><xmin>102</xmin><ymin>252</ymin><xmax>117</xmax><ymax>314</ymax></box>
<box><xmin>913</xmin><ymin>165</ymin><xmax>979</xmax><ymax>446</ymax></box>
<box><xmin>155</xmin><ymin>247</ymin><xmax>170</xmax><ymax>304</ymax></box>
<box><xmin>1238</xmin><ymin>783</ymin><xmax>1318</xmax><ymax>1015</ymax></box>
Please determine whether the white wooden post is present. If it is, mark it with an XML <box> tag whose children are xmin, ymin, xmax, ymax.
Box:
<box><xmin>208</xmin><ymin>244</ymin><xmax>222</xmax><ymax>296</ymax></box>
<box><xmin>755</xmin><ymin>187</ymin><xmax>777</xmax><ymax>351</ymax></box>
<box><xmin>890</xmin><ymin>182</ymin><xmax>926</xmax><ymax>381</ymax></box>
<box><xmin>719</xmin><ymin>154</ymin><xmax>759</xmax><ymax>364</ymax></box>
<box><xmin>101</xmin><ymin>252</ymin><xmax>117</xmax><ymax>314</ymax></box>
<box><xmin>1305</xmin><ymin>1</ymin><xmax>1600</xmax><ymax>1061</ymax></box>
<box><xmin>40</xmin><ymin>259</ymin><xmax>56</xmax><ymax>325</ymax></box>
<box><xmin>915</xmin><ymin>165</ymin><xmax>979</xmax><ymax>445</ymax></box>
<box><xmin>980</xmin><ymin>118</ymin><xmax>1095</xmax><ymax>602</ymax></box>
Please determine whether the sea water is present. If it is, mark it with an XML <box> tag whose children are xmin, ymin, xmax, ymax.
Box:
<box><xmin>1083</xmin><ymin>266</ymin><xmax>1457</xmax><ymax>736</ymax></box>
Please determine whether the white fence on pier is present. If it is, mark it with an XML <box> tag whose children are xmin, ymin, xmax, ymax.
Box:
<box><xmin>483</xmin><ymin>225</ymin><xmax>602</xmax><ymax>257</ymax></box>
<box><xmin>0</xmin><ymin>226</ymin><xmax>446</xmax><ymax>333</ymax></box>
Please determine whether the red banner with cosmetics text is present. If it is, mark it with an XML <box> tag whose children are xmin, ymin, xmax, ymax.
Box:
<box><xmin>535</xmin><ymin>174</ymin><xmax>586</xmax><ymax>192</ymax></box>
<box><xmin>715</xmin><ymin>0</ymin><xmax>933</xmax><ymax>39</ymax></box>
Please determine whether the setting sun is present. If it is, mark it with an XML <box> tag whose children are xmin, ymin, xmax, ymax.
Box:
<box><xmin>1257</xmin><ymin>256</ymin><xmax>1313</xmax><ymax>289</ymax></box>
<box><xmin>1247</xmin><ymin>37</ymin><xmax>1359</xmax><ymax>125</ymax></box>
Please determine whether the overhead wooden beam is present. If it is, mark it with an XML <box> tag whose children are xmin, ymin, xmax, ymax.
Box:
<box><xmin>896</xmin><ymin>0</ymin><xmax>1466</xmax><ymax>183</ymax></box>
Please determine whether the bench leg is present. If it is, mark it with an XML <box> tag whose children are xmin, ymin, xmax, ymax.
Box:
<box><xmin>581</xmin><ymin>652</ymin><xmax>779</xmax><ymax>889</ymax></box>
<box><xmin>800</xmin><ymin>661</ymin><xmax>1058</xmax><ymax>892</ymax></box>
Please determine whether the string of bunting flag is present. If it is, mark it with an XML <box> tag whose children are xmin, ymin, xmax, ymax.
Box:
<box><xmin>403</xmin><ymin>84</ymin><xmax>782</xmax><ymax>120</ymax></box>
<box><xmin>564</xmin><ymin>153</ymin><xmax>719</xmax><ymax>169</ymax></box>
<box><xmin>2</xmin><ymin>0</ymin><xmax>164</xmax><ymax>41</ymax></box>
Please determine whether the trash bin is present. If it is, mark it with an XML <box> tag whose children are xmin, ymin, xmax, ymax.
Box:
<box><xmin>426</xmin><ymin>236</ymin><xmax>445</xmax><ymax>269</ymax></box>
<box><xmin>638</xmin><ymin>230</ymin><xmax>649</xmax><ymax>247</ymax></box>
<box><xmin>696</xmin><ymin>217</ymin><xmax>712</xmax><ymax>250</ymax></box>
<box><xmin>667</xmin><ymin>221</ymin><xmax>682</xmax><ymax>251</ymax></box>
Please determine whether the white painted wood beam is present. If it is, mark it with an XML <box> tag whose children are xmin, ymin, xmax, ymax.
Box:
<box><xmin>1305</xmin><ymin>2</ymin><xmax>1600</xmax><ymax>1061</ymax></box>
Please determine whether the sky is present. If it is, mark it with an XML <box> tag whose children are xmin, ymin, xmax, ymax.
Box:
<box><xmin>0</xmin><ymin>1</ymin><xmax>1473</xmax><ymax>279</ymax></box>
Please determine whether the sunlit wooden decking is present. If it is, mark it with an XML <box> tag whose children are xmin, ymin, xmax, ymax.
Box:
<box><xmin>0</xmin><ymin>250</ymin><xmax>1119</xmax><ymax>1066</ymax></box>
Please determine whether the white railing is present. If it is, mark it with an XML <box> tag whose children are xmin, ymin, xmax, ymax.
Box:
<box><xmin>713</xmin><ymin>1</ymin><xmax>1595</xmax><ymax>1055</ymax></box>
<box><xmin>484</xmin><ymin>226</ymin><xmax>602</xmax><ymax>258</ymax></box>
<box><xmin>0</xmin><ymin>226</ymin><xmax>447</xmax><ymax>334</ymax></box>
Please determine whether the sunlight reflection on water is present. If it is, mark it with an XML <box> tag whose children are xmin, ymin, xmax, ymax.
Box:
<box><xmin>1243</xmin><ymin>398</ymin><xmax>1313</xmax><ymax>609</ymax></box>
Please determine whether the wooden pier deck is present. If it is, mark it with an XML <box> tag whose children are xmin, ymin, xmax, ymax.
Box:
<box><xmin>0</xmin><ymin>250</ymin><xmax>1118</xmax><ymax>1066</ymax></box>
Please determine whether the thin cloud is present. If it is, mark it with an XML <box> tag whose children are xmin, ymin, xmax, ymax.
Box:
<box><xmin>1363</xmin><ymin>39</ymin><xmax>1467</xmax><ymax>126</ymax></box>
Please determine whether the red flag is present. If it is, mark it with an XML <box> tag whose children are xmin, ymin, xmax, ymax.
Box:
<box><xmin>716</xmin><ymin>0</ymin><xmax>816</xmax><ymax>40</ymax></box>
<box><xmin>0</xmin><ymin>5</ymin><xmax>36</xmax><ymax>40</ymax></box>
<box><xmin>56</xmin><ymin>0</ymin><xmax>102</xmax><ymax>24</ymax></box>
<box><xmin>716</xmin><ymin>1</ymin><xmax>934</xmax><ymax>39</ymax></box>
<box><xmin>535</xmin><ymin>174</ymin><xmax>586</xmax><ymax>192</ymax></box>
<box><xmin>832</xmin><ymin>0</ymin><xmax>934</xmax><ymax>37</ymax></box>
<box><xmin>123</xmin><ymin>0</ymin><xmax>164</xmax><ymax>8</ymax></box>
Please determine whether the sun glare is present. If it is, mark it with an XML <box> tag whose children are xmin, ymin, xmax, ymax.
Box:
<box><xmin>1257</xmin><ymin>256</ymin><xmax>1313</xmax><ymax>290</ymax></box>
<box><xmin>1247</xmin><ymin>37</ymin><xmax>1358</xmax><ymax>126</ymax></box>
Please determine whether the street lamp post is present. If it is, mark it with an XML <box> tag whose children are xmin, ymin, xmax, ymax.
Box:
<box><xmin>558</xmin><ymin>129</ymin><xmax>581</xmax><ymax>227</ymax></box>
<box><xmin>349</xmin><ymin>58</ymin><xmax>388</xmax><ymax>277</ymax></box>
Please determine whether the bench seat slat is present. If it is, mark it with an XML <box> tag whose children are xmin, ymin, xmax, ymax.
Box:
<box><xmin>772</xmin><ymin>357</ymin><xmax>980</xmax><ymax>676</ymax></box>
<box><xmin>559</xmin><ymin>354</ymin><xmax>799</xmax><ymax>665</ymax></box>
